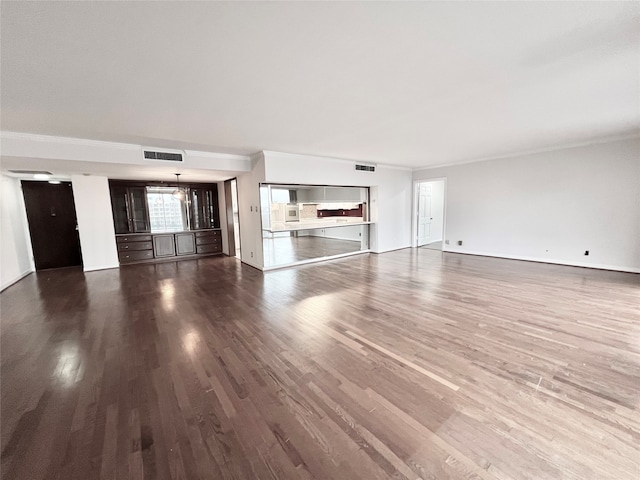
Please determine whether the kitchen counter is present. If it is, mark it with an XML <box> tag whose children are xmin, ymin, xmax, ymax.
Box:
<box><xmin>264</xmin><ymin>219</ymin><xmax>373</xmax><ymax>233</ymax></box>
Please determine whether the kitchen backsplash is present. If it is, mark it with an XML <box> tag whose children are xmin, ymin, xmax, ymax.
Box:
<box><xmin>300</xmin><ymin>204</ymin><xmax>318</xmax><ymax>219</ymax></box>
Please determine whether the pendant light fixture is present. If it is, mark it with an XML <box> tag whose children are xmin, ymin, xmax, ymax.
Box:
<box><xmin>172</xmin><ymin>173</ymin><xmax>186</xmax><ymax>200</ymax></box>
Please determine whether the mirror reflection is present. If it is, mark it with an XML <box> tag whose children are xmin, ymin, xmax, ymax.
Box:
<box><xmin>261</xmin><ymin>184</ymin><xmax>370</xmax><ymax>268</ymax></box>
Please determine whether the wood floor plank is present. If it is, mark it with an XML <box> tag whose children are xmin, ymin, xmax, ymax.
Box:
<box><xmin>1</xmin><ymin>249</ymin><xmax>638</xmax><ymax>479</ymax></box>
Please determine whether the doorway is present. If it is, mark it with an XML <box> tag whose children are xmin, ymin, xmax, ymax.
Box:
<box><xmin>224</xmin><ymin>178</ymin><xmax>241</xmax><ymax>258</ymax></box>
<box><xmin>414</xmin><ymin>179</ymin><xmax>446</xmax><ymax>250</ymax></box>
<box><xmin>21</xmin><ymin>181</ymin><xmax>82</xmax><ymax>270</ymax></box>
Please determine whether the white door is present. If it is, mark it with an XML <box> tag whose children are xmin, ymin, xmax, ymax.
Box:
<box><xmin>417</xmin><ymin>183</ymin><xmax>432</xmax><ymax>246</ymax></box>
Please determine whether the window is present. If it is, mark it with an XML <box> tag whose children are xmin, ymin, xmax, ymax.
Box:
<box><xmin>146</xmin><ymin>186</ymin><xmax>189</xmax><ymax>232</ymax></box>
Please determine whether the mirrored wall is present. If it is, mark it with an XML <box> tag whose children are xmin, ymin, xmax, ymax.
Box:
<box><xmin>261</xmin><ymin>184</ymin><xmax>371</xmax><ymax>268</ymax></box>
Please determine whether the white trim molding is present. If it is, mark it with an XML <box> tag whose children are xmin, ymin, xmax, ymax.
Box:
<box><xmin>443</xmin><ymin>248</ymin><xmax>640</xmax><ymax>274</ymax></box>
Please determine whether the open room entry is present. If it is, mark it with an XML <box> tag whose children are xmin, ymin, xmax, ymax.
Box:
<box><xmin>414</xmin><ymin>178</ymin><xmax>446</xmax><ymax>250</ymax></box>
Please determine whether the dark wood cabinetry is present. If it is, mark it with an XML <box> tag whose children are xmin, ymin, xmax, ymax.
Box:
<box><xmin>176</xmin><ymin>233</ymin><xmax>196</xmax><ymax>255</ymax></box>
<box><xmin>190</xmin><ymin>188</ymin><xmax>220</xmax><ymax>229</ymax></box>
<box><xmin>317</xmin><ymin>204</ymin><xmax>364</xmax><ymax>218</ymax></box>
<box><xmin>116</xmin><ymin>235</ymin><xmax>154</xmax><ymax>263</ymax></box>
<box><xmin>109</xmin><ymin>180</ymin><xmax>222</xmax><ymax>265</ymax></box>
<box><xmin>153</xmin><ymin>235</ymin><xmax>176</xmax><ymax>258</ymax></box>
<box><xmin>116</xmin><ymin>230</ymin><xmax>221</xmax><ymax>264</ymax></box>
<box><xmin>195</xmin><ymin>230</ymin><xmax>222</xmax><ymax>254</ymax></box>
<box><xmin>110</xmin><ymin>185</ymin><xmax>150</xmax><ymax>233</ymax></box>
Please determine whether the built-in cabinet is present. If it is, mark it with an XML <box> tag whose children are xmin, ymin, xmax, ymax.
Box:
<box><xmin>110</xmin><ymin>185</ymin><xmax>150</xmax><ymax>233</ymax></box>
<box><xmin>176</xmin><ymin>233</ymin><xmax>196</xmax><ymax>256</ymax></box>
<box><xmin>153</xmin><ymin>234</ymin><xmax>176</xmax><ymax>258</ymax></box>
<box><xmin>116</xmin><ymin>235</ymin><xmax>154</xmax><ymax>263</ymax></box>
<box><xmin>190</xmin><ymin>188</ymin><xmax>219</xmax><ymax>230</ymax></box>
<box><xmin>109</xmin><ymin>180</ymin><xmax>222</xmax><ymax>265</ymax></box>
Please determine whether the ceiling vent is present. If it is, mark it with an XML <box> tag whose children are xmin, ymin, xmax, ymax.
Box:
<box><xmin>8</xmin><ymin>170</ymin><xmax>53</xmax><ymax>175</ymax></box>
<box><xmin>355</xmin><ymin>164</ymin><xmax>376</xmax><ymax>172</ymax></box>
<box><xmin>143</xmin><ymin>149</ymin><xmax>184</xmax><ymax>162</ymax></box>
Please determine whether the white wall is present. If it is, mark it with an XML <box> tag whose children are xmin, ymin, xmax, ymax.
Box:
<box><xmin>263</xmin><ymin>151</ymin><xmax>413</xmax><ymax>254</ymax></box>
<box><xmin>236</xmin><ymin>155</ymin><xmax>266</xmax><ymax>269</ymax></box>
<box><xmin>0</xmin><ymin>175</ymin><xmax>34</xmax><ymax>290</ymax></box>
<box><xmin>71</xmin><ymin>175</ymin><xmax>119</xmax><ymax>272</ymax></box>
<box><xmin>429</xmin><ymin>180</ymin><xmax>445</xmax><ymax>242</ymax></box>
<box><xmin>414</xmin><ymin>138</ymin><xmax>640</xmax><ymax>272</ymax></box>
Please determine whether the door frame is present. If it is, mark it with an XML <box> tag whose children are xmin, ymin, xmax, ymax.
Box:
<box><xmin>412</xmin><ymin>177</ymin><xmax>447</xmax><ymax>249</ymax></box>
<box><xmin>224</xmin><ymin>178</ymin><xmax>241</xmax><ymax>258</ymax></box>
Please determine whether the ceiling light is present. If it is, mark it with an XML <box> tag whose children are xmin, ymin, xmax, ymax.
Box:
<box><xmin>33</xmin><ymin>173</ymin><xmax>50</xmax><ymax>180</ymax></box>
<box><xmin>172</xmin><ymin>173</ymin><xmax>186</xmax><ymax>200</ymax></box>
<box><xmin>48</xmin><ymin>180</ymin><xmax>61</xmax><ymax>184</ymax></box>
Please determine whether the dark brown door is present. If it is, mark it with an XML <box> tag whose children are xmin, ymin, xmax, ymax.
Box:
<box><xmin>21</xmin><ymin>181</ymin><xmax>82</xmax><ymax>270</ymax></box>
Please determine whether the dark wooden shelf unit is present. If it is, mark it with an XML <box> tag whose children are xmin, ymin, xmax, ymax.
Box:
<box><xmin>109</xmin><ymin>179</ymin><xmax>222</xmax><ymax>265</ymax></box>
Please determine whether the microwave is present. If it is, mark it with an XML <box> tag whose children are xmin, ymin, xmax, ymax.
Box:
<box><xmin>285</xmin><ymin>204</ymin><xmax>300</xmax><ymax>222</ymax></box>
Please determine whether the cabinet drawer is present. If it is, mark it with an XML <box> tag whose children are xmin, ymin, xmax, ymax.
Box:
<box><xmin>117</xmin><ymin>235</ymin><xmax>152</xmax><ymax>243</ymax></box>
<box><xmin>119</xmin><ymin>250</ymin><xmax>154</xmax><ymax>262</ymax></box>
<box><xmin>117</xmin><ymin>241</ymin><xmax>152</xmax><ymax>252</ymax></box>
<box><xmin>195</xmin><ymin>230</ymin><xmax>221</xmax><ymax>238</ymax></box>
<box><xmin>195</xmin><ymin>236</ymin><xmax>221</xmax><ymax>246</ymax></box>
<box><xmin>196</xmin><ymin>243</ymin><xmax>222</xmax><ymax>254</ymax></box>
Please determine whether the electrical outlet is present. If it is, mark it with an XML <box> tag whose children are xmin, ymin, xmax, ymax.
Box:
<box><xmin>445</xmin><ymin>240</ymin><xmax>450</xmax><ymax>245</ymax></box>
<box><xmin>457</xmin><ymin>240</ymin><xmax>463</xmax><ymax>246</ymax></box>
<box><xmin>584</xmin><ymin>250</ymin><xmax>589</xmax><ymax>256</ymax></box>
<box><xmin>251</xmin><ymin>251</ymin><xmax>253</xmax><ymax>258</ymax></box>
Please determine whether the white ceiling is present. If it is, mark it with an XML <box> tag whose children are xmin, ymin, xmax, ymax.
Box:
<box><xmin>1</xmin><ymin>1</ymin><xmax>638</xmax><ymax>169</ymax></box>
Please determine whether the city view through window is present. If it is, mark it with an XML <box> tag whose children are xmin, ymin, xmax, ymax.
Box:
<box><xmin>147</xmin><ymin>187</ymin><xmax>188</xmax><ymax>232</ymax></box>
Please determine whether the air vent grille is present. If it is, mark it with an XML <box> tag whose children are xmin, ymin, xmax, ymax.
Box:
<box><xmin>8</xmin><ymin>170</ymin><xmax>53</xmax><ymax>175</ymax></box>
<box><xmin>355</xmin><ymin>164</ymin><xmax>375</xmax><ymax>172</ymax></box>
<box><xmin>144</xmin><ymin>150</ymin><xmax>183</xmax><ymax>162</ymax></box>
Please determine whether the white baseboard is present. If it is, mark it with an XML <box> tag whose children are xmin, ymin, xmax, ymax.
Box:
<box><xmin>372</xmin><ymin>245</ymin><xmax>412</xmax><ymax>254</ymax></box>
<box><xmin>442</xmin><ymin>247</ymin><xmax>640</xmax><ymax>274</ymax></box>
<box><xmin>83</xmin><ymin>263</ymin><xmax>119</xmax><ymax>272</ymax></box>
<box><xmin>1</xmin><ymin>269</ymin><xmax>34</xmax><ymax>292</ymax></box>
<box><xmin>241</xmin><ymin>259</ymin><xmax>264</xmax><ymax>271</ymax></box>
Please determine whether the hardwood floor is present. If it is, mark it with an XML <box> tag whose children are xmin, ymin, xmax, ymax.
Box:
<box><xmin>263</xmin><ymin>236</ymin><xmax>363</xmax><ymax>267</ymax></box>
<box><xmin>421</xmin><ymin>240</ymin><xmax>443</xmax><ymax>251</ymax></box>
<box><xmin>1</xmin><ymin>249</ymin><xmax>638</xmax><ymax>480</ymax></box>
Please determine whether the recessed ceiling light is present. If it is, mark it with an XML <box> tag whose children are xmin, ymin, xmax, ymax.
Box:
<box><xmin>48</xmin><ymin>180</ymin><xmax>61</xmax><ymax>184</ymax></box>
<box><xmin>33</xmin><ymin>173</ymin><xmax>50</xmax><ymax>180</ymax></box>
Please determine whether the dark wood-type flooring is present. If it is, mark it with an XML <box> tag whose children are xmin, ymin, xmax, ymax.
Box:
<box><xmin>263</xmin><ymin>236</ymin><xmax>362</xmax><ymax>267</ymax></box>
<box><xmin>1</xmin><ymin>249</ymin><xmax>639</xmax><ymax>479</ymax></box>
